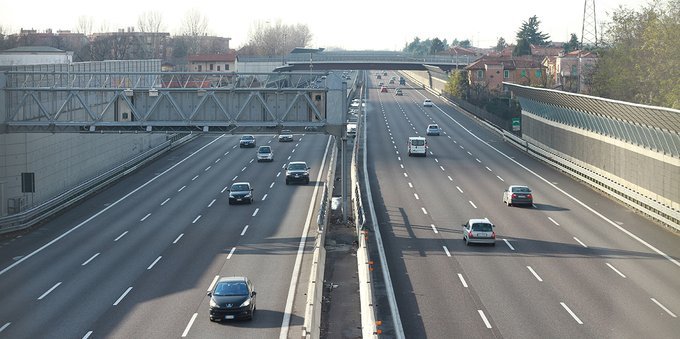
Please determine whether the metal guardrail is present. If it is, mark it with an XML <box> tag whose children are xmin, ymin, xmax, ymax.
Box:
<box><xmin>0</xmin><ymin>133</ymin><xmax>195</xmax><ymax>234</ymax></box>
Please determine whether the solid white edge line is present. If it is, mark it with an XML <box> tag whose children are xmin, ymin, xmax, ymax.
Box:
<box><xmin>181</xmin><ymin>313</ymin><xmax>198</xmax><ymax>337</ymax></box>
<box><xmin>82</xmin><ymin>331</ymin><xmax>92</xmax><ymax>339</ymax></box>
<box><xmin>527</xmin><ymin>266</ymin><xmax>543</xmax><ymax>282</ymax></box>
<box><xmin>279</xmin><ymin>135</ymin><xmax>332</xmax><ymax>339</ymax></box>
<box><xmin>241</xmin><ymin>225</ymin><xmax>249</xmax><ymax>236</ymax></box>
<box><xmin>431</xmin><ymin>224</ymin><xmax>438</xmax><ymax>234</ymax></box>
<box><xmin>606</xmin><ymin>263</ymin><xmax>626</xmax><ymax>278</ymax></box>
<box><xmin>443</xmin><ymin>246</ymin><xmax>451</xmax><ymax>257</ymax></box>
<box><xmin>503</xmin><ymin>239</ymin><xmax>515</xmax><ymax>251</ymax></box>
<box><xmin>560</xmin><ymin>302</ymin><xmax>583</xmax><ymax>324</ymax></box>
<box><xmin>0</xmin><ymin>322</ymin><xmax>9</xmax><ymax>333</ymax></box>
<box><xmin>81</xmin><ymin>253</ymin><xmax>100</xmax><ymax>266</ymax></box>
<box><xmin>173</xmin><ymin>233</ymin><xmax>184</xmax><ymax>244</ymax></box>
<box><xmin>207</xmin><ymin>275</ymin><xmax>220</xmax><ymax>292</ymax></box>
<box><xmin>436</xmin><ymin>107</ymin><xmax>680</xmax><ymax>268</ymax></box>
<box><xmin>226</xmin><ymin>247</ymin><xmax>236</xmax><ymax>259</ymax></box>
<box><xmin>113</xmin><ymin>287</ymin><xmax>133</xmax><ymax>306</ymax></box>
<box><xmin>38</xmin><ymin>281</ymin><xmax>62</xmax><ymax>300</ymax></box>
<box><xmin>114</xmin><ymin>231</ymin><xmax>128</xmax><ymax>242</ymax></box>
<box><xmin>651</xmin><ymin>298</ymin><xmax>677</xmax><ymax>318</ymax></box>
<box><xmin>458</xmin><ymin>273</ymin><xmax>468</xmax><ymax>287</ymax></box>
<box><xmin>478</xmin><ymin>310</ymin><xmax>492</xmax><ymax>328</ymax></box>
<box><xmin>147</xmin><ymin>256</ymin><xmax>162</xmax><ymax>270</ymax></box>
<box><xmin>574</xmin><ymin>237</ymin><xmax>588</xmax><ymax>248</ymax></box>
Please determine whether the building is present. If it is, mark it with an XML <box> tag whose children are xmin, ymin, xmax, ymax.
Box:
<box><xmin>187</xmin><ymin>52</ymin><xmax>237</xmax><ymax>72</ymax></box>
<box><xmin>544</xmin><ymin>50</ymin><xmax>598</xmax><ymax>93</ymax></box>
<box><xmin>0</xmin><ymin>46</ymin><xmax>73</xmax><ymax>66</ymax></box>
<box><xmin>465</xmin><ymin>55</ymin><xmax>547</xmax><ymax>93</ymax></box>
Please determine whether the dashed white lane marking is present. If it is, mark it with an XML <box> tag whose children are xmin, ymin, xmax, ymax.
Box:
<box><xmin>606</xmin><ymin>263</ymin><xmax>626</xmax><ymax>278</ymax></box>
<box><xmin>222</xmin><ymin>186</ymin><xmax>229</xmax><ymax>193</ymax></box>
<box><xmin>435</xmin><ymin>158</ymin><xmax>439</xmax><ymax>163</ymax></box>
<box><xmin>0</xmin><ymin>323</ymin><xmax>11</xmax><ymax>333</ymax></box>
<box><xmin>548</xmin><ymin>217</ymin><xmax>560</xmax><ymax>226</ymax></box>
<box><xmin>476</xmin><ymin>158</ymin><xmax>481</xmax><ymax>163</ymax></box>
<box><xmin>292</xmin><ymin>149</ymin><xmax>296</xmax><ymax>153</ymax></box>
<box><xmin>192</xmin><ymin>175</ymin><xmax>199</xmax><ymax>181</ymax></box>
<box><xmin>215</xmin><ymin>158</ymin><xmax>221</xmax><ymax>163</ymax></box>
<box><xmin>232</xmin><ymin>175</ymin><xmax>238</xmax><ymax>182</ymax></box>
<box><xmin>224</xmin><ymin>151</ymin><xmax>229</xmax><ymax>156</ymax></box>
<box><xmin>439</xmin><ymin>166</ymin><xmax>445</xmax><ymax>171</ymax></box>
<box><xmin>496</xmin><ymin>176</ymin><xmax>505</xmax><ymax>182</ymax></box>
<box><xmin>192</xmin><ymin>215</ymin><xmax>201</xmax><ymax>224</ymax></box>
<box><xmin>447</xmin><ymin>176</ymin><xmax>453</xmax><ymax>181</ymax></box>
<box><xmin>241</xmin><ymin>225</ymin><xmax>249</xmax><ymax>236</ymax></box>
<box><xmin>400</xmin><ymin>164</ymin><xmax>404</xmax><ymax>169</ymax></box>
<box><xmin>82</xmin><ymin>330</ymin><xmax>92</xmax><ymax>339</ymax></box>
<box><xmin>503</xmin><ymin>239</ymin><xmax>515</xmax><ymax>251</ymax></box>
<box><xmin>478</xmin><ymin>310</ymin><xmax>492</xmax><ymax>328</ymax></box>
<box><xmin>414</xmin><ymin>193</ymin><xmax>420</xmax><ymax>200</ymax></box>
<box><xmin>147</xmin><ymin>256</ymin><xmax>162</xmax><ymax>270</ymax></box>
<box><xmin>173</xmin><ymin>233</ymin><xmax>184</xmax><ymax>244</ymax></box>
<box><xmin>270</xmin><ymin>182</ymin><xmax>275</xmax><ymax>189</ymax></box>
<box><xmin>81</xmin><ymin>253</ymin><xmax>100</xmax><ymax>266</ymax></box>
<box><xmin>421</xmin><ymin>207</ymin><xmax>428</xmax><ymax>215</ymax></box>
<box><xmin>178</xmin><ymin>185</ymin><xmax>186</xmax><ymax>192</ymax></box>
<box><xmin>262</xmin><ymin>194</ymin><xmax>268</xmax><ymax>201</ymax></box>
<box><xmin>560</xmin><ymin>302</ymin><xmax>583</xmax><ymax>324</ymax></box>
<box><xmin>250</xmin><ymin>158</ymin><xmax>255</xmax><ymax>163</ymax></box>
<box><xmin>241</xmin><ymin>166</ymin><xmax>247</xmax><ymax>172</ymax></box>
<box><xmin>458</xmin><ymin>274</ymin><xmax>468</xmax><ymax>288</ymax></box>
<box><xmin>232</xmin><ymin>145</ymin><xmax>237</xmax><ymax>149</ymax></box>
<box><xmin>207</xmin><ymin>275</ymin><xmax>219</xmax><ymax>292</ymax></box>
<box><xmin>140</xmin><ymin>213</ymin><xmax>151</xmax><ymax>222</ymax></box>
<box><xmin>574</xmin><ymin>237</ymin><xmax>588</xmax><ymax>248</ymax></box>
<box><xmin>227</xmin><ymin>247</ymin><xmax>236</xmax><ymax>259</ymax></box>
<box><xmin>252</xmin><ymin>208</ymin><xmax>260</xmax><ymax>217</ymax></box>
<box><xmin>113</xmin><ymin>287</ymin><xmax>133</xmax><ymax>306</ymax></box>
<box><xmin>161</xmin><ymin>198</ymin><xmax>170</xmax><ymax>206</ymax></box>
<box><xmin>38</xmin><ymin>282</ymin><xmax>62</xmax><ymax>300</ymax></box>
<box><xmin>205</xmin><ymin>166</ymin><xmax>211</xmax><ymax>171</ymax></box>
<box><xmin>431</xmin><ymin>224</ymin><xmax>438</xmax><ymax>234</ymax></box>
<box><xmin>208</xmin><ymin>199</ymin><xmax>216</xmax><ymax>207</ymax></box>
<box><xmin>408</xmin><ymin>182</ymin><xmax>413</xmax><ymax>188</ymax></box>
<box><xmin>651</xmin><ymin>298</ymin><xmax>677</xmax><ymax>318</ymax></box>
<box><xmin>527</xmin><ymin>266</ymin><xmax>543</xmax><ymax>282</ymax></box>
<box><xmin>443</xmin><ymin>246</ymin><xmax>451</xmax><ymax>257</ymax></box>
<box><xmin>403</xmin><ymin>173</ymin><xmax>409</xmax><ymax>177</ymax></box>
<box><xmin>288</xmin><ymin>155</ymin><xmax>292</xmax><ymax>160</ymax></box>
<box><xmin>459</xmin><ymin>145</ymin><xmax>464</xmax><ymax>149</ymax></box>
<box><xmin>467</xmin><ymin>151</ymin><xmax>472</xmax><ymax>156</ymax></box>
<box><xmin>456</xmin><ymin>186</ymin><xmax>463</xmax><ymax>193</ymax></box>
<box><xmin>469</xmin><ymin>201</ymin><xmax>477</xmax><ymax>209</ymax></box>
<box><xmin>485</xmin><ymin>166</ymin><xmax>492</xmax><ymax>172</ymax></box>
<box><xmin>277</xmin><ymin>171</ymin><xmax>281</xmax><ymax>177</ymax></box>
<box><xmin>114</xmin><ymin>231</ymin><xmax>128</xmax><ymax>242</ymax></box>
<box><xmin>181</xmin><ymin>313</ymin><xmax>198</xmax><ymax>337</ymax></box>
<box><xmin>397</xmin><ymin>157</ymin><xmax>401</xmax><ymax>161</ymax></box>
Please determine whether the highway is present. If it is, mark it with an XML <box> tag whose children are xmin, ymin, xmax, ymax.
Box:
<box><xmin>366</xmin><ymin>72</ymin><xmax>680</xmax><ymax>338</ymax></box>
<box><xmin>0</xmin><ymin>133</ymin><xmax>332</xmax><ymax>338</ymax></box>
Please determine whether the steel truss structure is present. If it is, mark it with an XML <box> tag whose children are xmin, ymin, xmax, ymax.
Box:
<box><xmin>2</xmin><ymin>71</ymin><xmax>329</xmax><ymax>133</ymax></box>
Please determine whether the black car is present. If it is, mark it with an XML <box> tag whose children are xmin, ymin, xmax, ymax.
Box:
<box><xmin>239</xmin><ymin>135</ymin><xmax>256</xmax><ymax>148</ymax></box>
<box><xmin>229</xmin><ymin>182</ymin><xmax>253</xmax><ymax>204</ymax></box>
<box><xmin>208</xmin><ymin>276</ymin><xmax>256</xmax><ymax>321</ymax></box>
<box><xmin>285</xmin><ymin>161</ymin><xmax>310</xmax><ymax>185</ymax></box>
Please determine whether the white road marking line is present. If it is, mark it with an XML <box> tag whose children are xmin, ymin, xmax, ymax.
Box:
<box><xmin>173</xmin><ymin>233</ymin><xmax>184</xmax><ymax>244</ymax></box>
<box><xmin>651</xmin><ymin>298</ymin><xmax>677</xmax><ymax>318</ymax></box>
<box><xmin>192</xmin><ymin>215</ymin><xmax>201</xmax><ymax>224</ymax></box>
<box><xmin>0</xmin><ymin>323</ymin><xmax>11</xmax><ymax>333</ymax></box>
<box><xmin>443</xmin><ymin>246</ymin><xmax>451</xmax><ymax>257</ymax></box>
<box><xmin>178</xmin><ymin>185</ymin><xmax>186</xmax><ymax>192</ymax></box>
<box><xmin>503</xmin><ymin>239</ymin><xmax>515</xmax><ymax>251</ymax></box>
<box><xmin>277</xmin><ymin>171</ymin><xmax>281</xmax><ymax>177</ymax></box>
<box><xmin>394</xmin><ymin>145</ymin><xmax>397</xmax><ymax>149</ymax></box>
<box><xmin>241</xmin><ymin>166</ymin><xmax>247</xmax><ymax>172</ymax></box>
<box><xmin>496</xmin><ymin>176</ymin><xmax>504</xmax><ymax>182</ymax></box>
<box><xmin>282</xmin><ymin>164</ymin><xmax>286</xmax><ymax>169</ymax></box>
<box><xmin>181</xmin><ymin>313</ymin><xmax>198</xmax><ymax>337</ymax></box>
<box><xmin>431</xmin><ymin>224</ymin><xmax>438</xmax><ymax>234</ymax></box>
<box><xmin>192</xmin><ymin>175</ymin><xmax>199</xmax><ymax>181</ymax></box>
<box><xmin>114</xmin><ymin>231</ymin><xmax>128</xmax><ymax>242</ymax></box>
<box><xmin>205</xmin><ymin>166</ymin><xmax>211</xmax><ymax>171</ymax></box>
<box><xmin>447</xmin><ymin>176</ymin><xmax>453</xmax><ymax>181</ymax></box>
<box><xmin>295</xmin><ymin>143</ymin><xmax>300</xmax><ymax>147</ymax></box>
<box><xmin>440</xmin><ymin>166</ymin><xmax>445</xmax><ymax>171</ymax></box>
<box><xmin>606</xmin><ymin>263</ymin><xmax>626</xmax><ymax>278</ymax></box>
<box><xmin>414</xmin><ymin>193</ymin><xmax>420</xmax><ymax>200</ymax></box>
<box><xmin>250</xmin><ymin>158</ymin><xmax>255</xmax><ymax>163</ymax></box>
<box><xmin>467</xmin><ymin>151</ymin><xmax>472</xmax><ymax>155</ymax></box>
<box><xmin>252</xmin><ymin>208</ymin><xmax>260</xmax><ymax>216</ymax></box>
<box><xmin>478</xmin><ymin>310</ymin><xmax>492</xmax><ymax>328</ymax></box>
<box><xmin>224</xmin><ymin>151</ymin><xmax>229</xmax><ymax>156</ymax></box>
<box><xmin>147</xmin><ymin>256</ymin><xmax>162</xmax><ymax>270</ymax></box>
<box><xmin>208</xmin><ymin>199</ymin><xmax>216</xmax><ymax>207</ymax></box>
<box><xmin>292</xmin><ymin>149</ymin><xmax>296</xmax><ymax>153</ymax></box>
<box><xmin>421</xmin><ymin>207</ymin><xmax>428</xmax><ymax>215</ymax></box>
<box><xmin>435</xmin><ymin>158</ymin><xmax>439</xmax><ymax>163</ymax></box>
<box><xmin>215</xmin><ymin>158</ymin><xmax>221</xmax><ymax>163</ymax></box>
<box><xmin>396</xmin><ymin>150</ymin><xmax>399</xmax><ymax>155</ymax></box>
<box><xmin>222</xmin><ymin>186</ymin><xmax>229</xmax><ymax>193</ymax></box>
<box><xmin>403</xmin><ymin>172</ymin><xmax>408</xmax><ymax>177</ymax></box>
<box><xmin>574</xmin><ymin>237</ymin><xmax>588</xmax><ymax>248</ymax></box>
<box><xmin>527</xmin><ymin>266</ymin><xmax>543</xmax><ymax>282</ymax></box>
<box><xmin>140</xmin><ymin>213</ymin><xmax>151</xmax><ymax>222</ymax></box>
<box><xmin>448</xmin><ymin>135</ymin><xmax>452</xmax><ymax>139</ymax></box>
<box><xmin>38</xmin><ymin>282</ymin><xmax>62</xmax><ymax>300</ymax></box>
<box><xmin>241</xmin><ymin>225</ymin><xmax>249</xmax><ymax>236</ymax></box>
<box><xmin>453</xmin><ymin>140</ymin><xmax>457</xmax><ymax>143</ymax></box>
<box><xmin>82</xmin><ymin>330</ymin><xmax>92</xmax><ymax>339</ymax></box>
<box><xmin>227</xmin><ymin>247</ymin><xmax>236</xmax><ymax>259</ymax></box>
<box><xmin>485</xmin><ymin>166</ymin><xmax>492</xmax><ymax>172</ymax></box>
<box><xmin>232</xmin><ymin>145</ymin><xmax>237</xmax><ymax>149</ymax></box>
<box><xmin>262</xmin><ymin>194</ymin><xmax>268</xmax><ymax>201</ymax></box>
<box><xmin>560</xmin><ymin>302</ymin><xmax>583</xmax><ymax>324</ymax></box>
<box><xmin>288</xmin><ymin>155</ymin><xmax>292</xmax><ymax>160</ymax></box>
<box><xmin>476</xmin><ymin>158</ymin><xmax>481</xmax><ymax>163</ymax></box>
<box><xmin>548</xmin><ymin>217</ymin><xmax>560</xmax><ymax>226</ymax></box>
<box><xmin>459</xmin><ymin>145</ymin><xmax>464</xmax><ymax>149</ymax></box>
<box><xmin>400</xmin><ymin>164</ymin><xmax>404</xmax><ymax>169</ymax></box>
<box><xmin>397</xmin><ymin>157</ymin><xmax>401</xmax><ymax>161</ymax></box>
<box><xmin>469</xmin><ymin>201</ymin><xmax>477</xmax><ymax>209</ymax></box>
<box><xmin>81</xmin><ymin>253</ymin><xmax>100</xmax><ymax>266</ymax></box>
<box><xmin>113</xmin><ymin>287</ymin><xmax>133</xmax><ymax>306</ymax></box>
<box><xmin>458</xmin><ymin>274</ymin><xmax>468</xmax><ymax>288</ymax></box>
<box><xmin>270</xmin><ymin>182</ymin><xmax>275</xmax><ymax>188</ymax></box>
<box><xmin>161</xmin><ymin>198</ymin><xmax>170</xmax><ymax>206</ymax></box>
<box><xmin>429</xmin><ymin>151</ymin><xmax>433</xmax><ymax>155</ymax></box>
<box><xmin>207</xmin><ymin>275</ymin><xmax>219</xmax><ymax>291</ymax></box>
<box><xmin>456</xmin><ymin>186</ymin><xmax>463</xmax><ymax>193</ymax></box>
<box><xmin>408</xmin><ymin>182</ymin><xmax>413</xmax><ymax>188</ymax></box>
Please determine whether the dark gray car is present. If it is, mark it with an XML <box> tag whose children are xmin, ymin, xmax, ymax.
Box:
<box><xmin>207</xmin><ymin>276</ymin><xmax>256</xmax><ymax>321</ymax></box>
<box><xmin>229</xmin><ymin>182</ymin><xmax>253</xmax><ymax>204</ymax></box>
<box><xmin>503</xmin><ymin>185</ymin><xmax>534</xmax><ymax>207</ymax></box>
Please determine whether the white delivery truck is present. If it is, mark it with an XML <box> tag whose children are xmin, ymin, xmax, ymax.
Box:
<box><xmin>346</xmin><ymin>123</ymin><xmax>357</xmax><ymax>137</ymax></box>
<box><xmin>407</xmin><ymin>136</ymin><xmax>427</xmax><ymax>156</ymax></box>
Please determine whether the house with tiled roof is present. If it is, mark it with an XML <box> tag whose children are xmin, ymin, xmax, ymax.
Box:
<box><xmin>465</xmin><ymin>55</ymin><xmax>547</xmax><ymax>92</ymax></box>
<box><xmin>187</xmin><ymin>51</ymin><xmax>237</xmax><ymax>72</ymax></box>
<box><xmin>552</xmin><ymin>50</ymin><xmax>598</xmax><ymax>93</ymax></box>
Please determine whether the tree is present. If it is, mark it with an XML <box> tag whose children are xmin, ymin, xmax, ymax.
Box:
<box><xmin>241</xmin><ymin>21</ymin><xmax>312</xmax><ymax>56</ymax></box>
<box><xmin>137</xmin><ymin>11</ymin><xmax>166</xmax><ymax>59</ymax></box>
<box><xmin>75</xmin><ymin>16</ymin><xmax>94</xmax><ymax>36</ymax></box>
<box><xmin>516</xmin><ymin>15</ymin><xmax>550</xmax><ymax>46</ymax></box>
<box><xmin>495</xmin><ymin>37</ymin><xmax>507</xmax><ymax>52</ymax></box>
<box><xmin>513</xmin><ymin>38</ymin><xmax>531</xmax><ymax>56</ymax></box>
<box><xmin>444</xmin><ymin>70</ymin><xmax>469</xmax><ymax>99</ymax></box>
<box><xmin>179</xmin><ymin>9</ymin><xmax>209</xmax><ymax>55</ymax></box>
<box><xmin>564</xmin><ymin>33</ymin><xmax>580</xmax><ymax>53</ymax></box>
<box><xmin>430</xmin><ymin>38</ymin><xmax>445</xmax><ymax>54</ymax></box>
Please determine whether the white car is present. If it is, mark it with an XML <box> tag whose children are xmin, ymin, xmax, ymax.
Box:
<box><xmin>278</xmin><ymin>130</ymin><xmax>294</xmax><ymax>142</ymax></box>
<box><xmin>462</xmin><ymin>218</ymin><xmax>496</xmax><ymax>246</ymax></box>
<box><xmin>256</xmin><ymin>146</ymin><xmax>273</xmax><ymax>162</ymax></box>
<box><xmin>423</xmin><ymin>99</ymin><xmax>433</xmax><ymax>107</ymax></box>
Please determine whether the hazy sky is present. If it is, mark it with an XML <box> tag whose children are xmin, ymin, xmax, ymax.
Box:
<box><xmin>0</xmin><ymin>0</ymin><xmax>652</xmax><ymax>50</ymax></box>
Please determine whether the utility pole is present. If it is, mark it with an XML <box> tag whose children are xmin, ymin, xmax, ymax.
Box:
<box><xmin>579</xmin><ymin>0</ymin><xmax>598</xmax><ymax>93</ymax></box>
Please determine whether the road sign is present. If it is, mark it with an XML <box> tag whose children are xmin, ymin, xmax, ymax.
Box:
<box><xmin>512</xmin><ymin>117</ymin><xmax>521</xmax><ymax>131</ymax></box>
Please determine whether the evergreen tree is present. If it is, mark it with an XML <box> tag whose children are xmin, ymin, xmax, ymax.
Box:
<box><xmin>516</xmin><ymin>15</ymin><xmax>550</xmax><ymax>46</ymax></box>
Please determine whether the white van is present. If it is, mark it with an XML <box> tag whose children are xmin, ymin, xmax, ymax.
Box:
<box><xmin>407</xmin><ymin>137</ymin><xmax>427</xmax><ymax>156</ymax></box>
<box><xmin>346</xmin><ymin>123</ymin><xmax>357</xmax><ymax>137</ymax></box>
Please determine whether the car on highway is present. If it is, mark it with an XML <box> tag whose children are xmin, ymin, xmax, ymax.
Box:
<box><xmin>278</xmin><ymin>130</ymin><xmax>294</xmax><ymax>142</ymax></box>
<box><xmin>380</xmin><ymin>86</ymin><xmax>388</xmax><ymax>93</ymax></box>
<box><xmin>426</xmin><ymin>124</ymin><xmax>440</xmax><ymax>136</ymax></box>
<box><xmin>207</xmin><ymin>276</ymin><xmax>257</xmax><ymax>321</ymax></box>
<box><xmin>378</xmin><ymin>82</ymin><xmax>384</xmax><ymax>87</ymax></box>
<box><xmin>228</xmin><ymin>182</ymin><xmax>254</xmax><ymax>204</ymax></box>
<box><xmin>376</xmin><ymin>74</ymin><xmax>382</xmax><ymax>79</ymax></box>
<box><xmin>407</xmin><ymin>136</ymin><xmax>427</xmax><ymax>156</ymax></box>
<box><xmin>389</xmin><ymin>79</ymin><xmax>395</xmax><ymax>84</ymax></box>
<box><xmin>503</xmin><ymin>185</ymin><xmax>534</xmax><ymax>207</ymax></box>
<box><xmin>239</xmin><ymin>135</ymin><xmax>256</xmax><ymax>148</ymax></box>
<box><xmin>423</xmin><ymin>99</ymin><xmax>433</xmax><ymax>107</ymax></box>
<box><xmin>395</xmin><ymin>88</ymin><xmax>403</xmax><ymax>96</ymax></box>
<box><xmin>462</xmin><ymin>218</ymin><xmax>496</xmax><ymax>246</ymax></box>
<box><xmin>286</xmin><ymin>161</ymin><xmax>310</xmax><ymax>184</ymax></box>
<box><xmin>256</xmin><ymin>146</ymin><xmax>273</xmax><ymax>162</ymax></box>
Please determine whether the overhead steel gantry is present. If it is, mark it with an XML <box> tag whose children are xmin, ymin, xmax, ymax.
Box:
<box><xmin>1</xmin><ymin>71</ymin><xmax>329</xmax><ymax>133</ymax></box>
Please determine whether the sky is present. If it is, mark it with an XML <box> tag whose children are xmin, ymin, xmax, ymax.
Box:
<box><xmin>0</xmin><ymin>0</ymin><xmax>653</xmax><ymax>50</ymax></box>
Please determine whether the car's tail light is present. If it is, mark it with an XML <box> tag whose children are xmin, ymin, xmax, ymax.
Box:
<box><xmin>468</xmin><ymin>231</ymin><xmax>474</xmax><ymax>238</ymax></box>
<box><xmin>512</xmin><ymin>193</ymin><xmax>517</xmax><ymax>199</ymax></box>
<box><xmin>491</xmin><ymin>231</ymin><xmax>496</xmax><ymax>239</ymax></box>
<box><xmin>527</xmin><ymin>194</ymin><xmax>533</xmax><ymax>199</ymax></box>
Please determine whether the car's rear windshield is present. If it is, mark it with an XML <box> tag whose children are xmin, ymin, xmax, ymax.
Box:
<box><xmin>428</xmin><ymin>125</ymin><xmax>438</xmax><ymax>129</ymax></box>
<box><xmin>258</xmin><ymin>147</ymin><xmax>270</xmax><ymax>153</ymax></box>
<box><xmin>512</xmin><ymin>186</ymin><xmax>531</xmax><ymax>193</ymax></box>
<box><xmin>472</xmin><ymin>223</ymin><xmax>493</xmax><ymax>232</ymax></box>
<box><xmin>288</xmin><ymin>163</ymin><xmax>307</xmax><ymax>170</ymax></box>
<box><xmin>241</xmin><ymin>136</ymin><xmax>254</xmax><ymax>140</ymax></box>
<box><xmin>410</xmin><ymin>140</ymin><xmax>425</xmax><ymax>146</ymax></box>
<box><xmin>281</xmin><ymin>130</ymin><xmax>291</xmax><ymax>134</ymax></box>
<box><xmin>231</xmin><ymin>184</ymin><xmax>249</xmax><ymax>191</ymax></box>
<box><xmin>214</xmin><ymin>282</ymin><xmax>248</xmax><ymax>296</ymax></box>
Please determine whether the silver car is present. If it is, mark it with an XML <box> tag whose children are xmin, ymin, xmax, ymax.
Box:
<box><xmin>256</xmin><ymin>146</ymin><xmax>273</xmax><ymax>162</ymax></box>
<box><xmin>426</xmin><ymin>124</ymin><xmax>440</xmax><ymax>136</ymax></box>
<box><xmin>503</xmin><ymin>185</ymin><xmax>534</xmax><ymax>207</ymax></box>
<box><xmin>462</xmin><ymin>218</ymin><xmax>496</xmax><ymax>246</ymax></box>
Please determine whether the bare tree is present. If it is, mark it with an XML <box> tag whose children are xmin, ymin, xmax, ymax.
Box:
<box><xmin>75</xmin><ymin>16</ymin><xmax>94</xmax><ymax>36</ymax></box>
<box><xmin>242</xmin><ymin>21</ymin><xmax>312</xmax><ymax>56</ymax></box>
<box><xmin>137</xmin><ymin>11</ymin><xmax>166</xmax><ymax>59</ymax></box>
<box><xmin>179</xmin><ymin>9</ymin><xmax>209</xmax><ymax>54</ymax></box>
